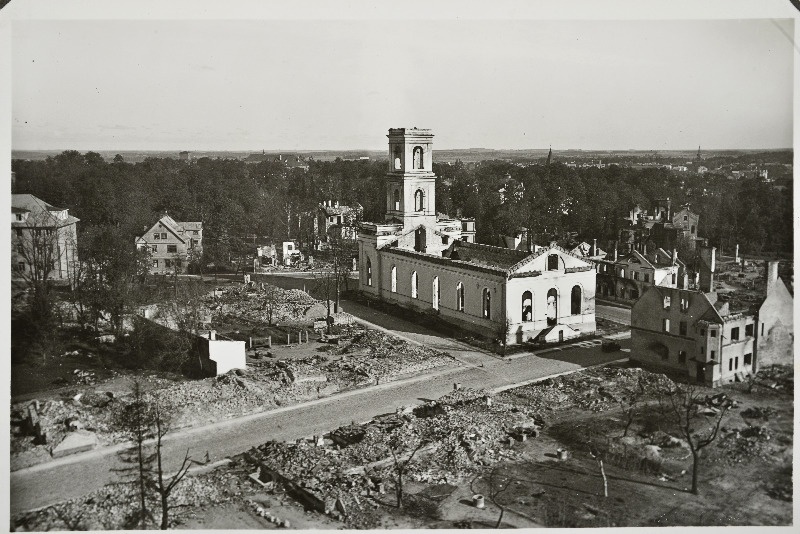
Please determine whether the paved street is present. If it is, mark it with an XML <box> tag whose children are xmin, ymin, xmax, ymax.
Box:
<box><xmin>596</xmin><ymin>302</ymin><xmax>632</xmax><ymax>326</ymax></box>
<box><xmin>11</xmin><ymin>297</ymin><xmax>629</xmax><ymax>515</ymax></box>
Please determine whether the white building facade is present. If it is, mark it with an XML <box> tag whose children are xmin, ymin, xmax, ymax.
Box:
<box><xmin>358</xmin><ymin>128</ymin><xmax>596</xmax><ymax>345</ymax></box>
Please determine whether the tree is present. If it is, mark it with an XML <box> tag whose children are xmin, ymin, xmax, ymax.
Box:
<box><xmin>473</xmin><ymin>466</ymin><xmax>518</xmax><ymax>528</ymax></box>
<box><xmin>385</xmin><ymin>417</ymin><xmax>430</xmax><ymax>509</ymax></box>
<box><xmin>149</xmin><ymin>395</ymin><xmax>192</xmax><ymax>530</ymax></box>
<box><xmin>113</xmin><ymin>382</ymin><xmax>192</xmax><ymax>530</ymax></box>
<box><xmin>262</xmin><ymin>283</ymin><xmax>281</xmax><ymax>326</ymax></box>
<box><xmin>587</xmin><ymin>436</ymin><xmax>609</xmax><ymax>498</ymax></box>
<box><xmin>666</xmin><ymin>385</ymin><xmax>732</xmax><ymax>495</ymax></box>
<box><xmin>619</xmin><ymin>378</ymin><xmax>645</xmax><ymax>438</ymax></box>
<box><xmin>113</xmin><ymin>380</ymin><xmax>156</xmax><ymax>529</ymax></box>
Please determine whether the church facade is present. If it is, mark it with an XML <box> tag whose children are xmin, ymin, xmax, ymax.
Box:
<box><xmin>357</xmin><ymin>128</ymin><xmax>597</xmax><ymax>345</ymax></box>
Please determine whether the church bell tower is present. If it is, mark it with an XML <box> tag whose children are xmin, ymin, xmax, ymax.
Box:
<box><xmin>385</xmin><ymin>128</ymin><xmax>438</xmax><ymax>231</ymax></box>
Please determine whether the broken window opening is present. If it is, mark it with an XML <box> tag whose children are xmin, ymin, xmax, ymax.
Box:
<box><xmin>482</xmin><ymin>288</ymin><xmax>491</xmax><ymax>320</ymax></box>
<box><xmin>414</xmin><ymin>189</ymin><xmax>425</xmax><ymax>212</ymax></box>
<box><xmin>412</xmin><ymin>146</ymin><xmax>423</xmax><ymax>169</ymax></box>
<box><xmin>411</xmin><ymin>271</ymin><xmax>418</xmax><ymax>299</ymax></box>
<box><xmin>456</xmin><ymin>282</ymin><xmax>465</xmax><ymax>312</ymax></box>
<box><xmin>391</xmin><ymin>266</ymin><xmax>397</xmax><ymax>293</ymax></box>
<box><xmin>366</xmin><ymin>258</ymin><xmax>372</xmax><ymax>286</ymax></box>
<box><xmin>571</xmin><ymin>285</ymin><xmax>581</xmax><ymax>315</ymax></box>
<box><xmin>522</xmin><ymin>290</ymin><xmax>532</xmax><ymax>322</ymax></box>
<box><xmin>432</xmin><ymin>276</ymin><xmax>440</xmax><ymax>310</ymax></box>
<box><xmin>547</xmin><ymin>254</ymin><xmax>559</xmax><ymax>271</ymax></box>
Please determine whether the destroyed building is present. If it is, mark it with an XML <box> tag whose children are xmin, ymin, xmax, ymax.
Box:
<box><xmin>596</xmin><ymin>245</ymin><xmax>687</xmax><ymax>303</ymax></box>
<box><xmin>358</xmin><ymin>128</ymin><xmax>596</xmax><ymax>345</ymax></box>
<box><xmin>314</xmin><ymin>200</ymin><xmax>363</xmax><ymax>248</ymax></box>
<box><xmin>11</xmin><ymin>193</ymin><xmax>80</xmax><ymax>281</ymax></box>
<box><xmin>757</xmin><ymin>261</ymin><xmax>794</xmax><ymax>366</ymax></box>
<box><xmin>631</xmin><ymin>245</ymin><xmax>757</xmax><ymax>386</ymax></box>
<box><xmin>135</xmin><ymin>214</ymin><xmax>203</xmax><ymax>274</ymax></box>
<box><xmin>619</xmin><ymin>199</ymin><xmax>700</xmax><ymax>254</ymax></box>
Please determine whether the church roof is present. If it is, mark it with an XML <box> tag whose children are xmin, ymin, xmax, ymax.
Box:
<box><xmin>443</xmin><ymin>241</ymin><xmax>529</xmax><ymax>270</ymax></box>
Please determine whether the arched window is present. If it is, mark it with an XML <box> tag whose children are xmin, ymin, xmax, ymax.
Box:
<box><xmin>391</xmin><ymin>266</ymin><xmax>397</xmax><ymax>293</ymax></box>
<box><xmin>456</xmin><ymin>282</ymin><xmax>464</xmax><ymax>312</ymax></box>
<box><xmin>547</xmin><ymin>254</ymin><xmax>559</xmax><ymax>271</ymax></box>
<box><xmin>413</xmin><ymin>146</ymin><xmax>423</xmax><ymax>169</ymax></box>
<box><xmin>482</xmin><ymin>288</ymin><xmax>491</xmax><ymax>319</ymax></box>
<box><xmin>411</xmin><ymin>271</ymin><xmax>418</xmax><ymax>298</ymax></box>
<box><xmin>432</xmin><ymin>277</ymin><xmax>439</xmax><ymax>310</ymax></box>
<box><xmin>393</xmin><ymin>147</ymin><xmax>402</xmax><ymax>170</ymax></box>
<box><xmin>547</xmin><ymin>288</ymin><xmax>558</xmax><ymax>326</ymax></box>
<box><xmin>571</xmin><ymin>285</ymin><xmax>581</xmax><ymax>315</ymax></box>
<box><xmin>522</xmin><ymin>290</ymin><xmax>533</xmax><ymax>322</ymax></box>
<box><xmin>365</xmin><ymin>258</ymin><xmax>372</xmax><ymax>286</ymax></box>
<box><xmin>393</xmin><ymin>189</ymin><xmax>400</xmax><ymax>211</ymax></box>
<box><xmin>414</xmin><ymin>189</ymin><xmax>425</xmax><ymax>211</ymax></box>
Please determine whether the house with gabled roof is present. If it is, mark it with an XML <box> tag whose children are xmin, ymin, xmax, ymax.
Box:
<box><xmin>357</xmin><ymin>128</ymin><xmax>596</xmax><ymax>345</ymax></box>
<box><xmin>12</xmin><ymin>193</ymin><xmax>80</xmax><ymax>281</ymax></box>
<box><xmin>595</xmin><ymin>245</ymin><xmax>686</xmax><ymax>304</ymax></box>
<box><xmin>135</xmin><ymin>214</ymin><xmax>203</xmax><ymax>274</ymax></box>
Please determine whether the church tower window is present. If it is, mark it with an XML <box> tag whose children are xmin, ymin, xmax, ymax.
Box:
<box><xmin>413</xmin><ymin>146</ymin><xmax>423</xmax><ymax>169</ymax></box>
<box><xmin>414</xmin><ymin>189</ymin><xmax>425</xmax><ymax>211</ymax></box>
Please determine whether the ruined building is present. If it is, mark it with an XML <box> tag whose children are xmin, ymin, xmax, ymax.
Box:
<box><xmin>358</xmin><ymin>128</ymin><xmax>596</xmax><ymax>345</ymax></box>
<box><xmin>631</xmin><ymin>245</ymin><xmax>758</xmax><ymax>386</ymax></box>
<box><xmin>314</xmin><ymin>200</ymin><xmax>363</xmax><ymax>248</ymax></box>
<box><xmin>757</xmin><ymin>261</ymin><xmax>794</xmax><ymax>366</ymax></box>
<box><xmin>596</xmin><ymin>245</ymin><xmax>687</xmax><ymax>303</ymax></box>
<box><xmin>619</xmin><ymin>198</ymin><xmax>700</xmax><ymax>254</ymax></box>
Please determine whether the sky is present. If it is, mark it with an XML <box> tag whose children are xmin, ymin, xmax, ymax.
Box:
<box><xmin>9</xmin><ymin>16</ymin><xmax>796</xmax><ymax>151</ymax></box>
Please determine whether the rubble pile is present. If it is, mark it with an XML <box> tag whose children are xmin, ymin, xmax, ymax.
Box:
<box><xmin>11</xmin><ymin>471</ymin><xmax>230</xmax><ymax>531</ymax></box>
<box><xmin>718</xmin><ymin>425</ymin><xmax>776</xmax><ymax>464</ymax></box>
<box><xmin>209</xmin><ymin>284</ymin><xmax>320</xmax><ymax>326</ymax></box>
<box><xmin>324</xmin><ymin>328</ymin><xmax>458</xmax><ymax>385</ymax></box>
<box><xmin>756</xmin><ymin>365</ymin><xmax>794</xmax><ymax>393</ymax></box>
<box><xmin>500</xmin><ymin>367</ymin><xmax>674</xmax><ymax>414</ymax></box>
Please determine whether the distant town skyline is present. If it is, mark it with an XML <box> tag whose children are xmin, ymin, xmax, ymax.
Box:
<box><xmin>11</xmin><ymin>18</ymin><xmax>794</xmax><ymax>152</ymax></box>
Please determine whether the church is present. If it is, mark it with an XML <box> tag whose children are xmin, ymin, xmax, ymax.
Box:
<box><xmin>357</xmin><ymin>128</ymin><xmax>597</xmax><ymax>346</ymax></box>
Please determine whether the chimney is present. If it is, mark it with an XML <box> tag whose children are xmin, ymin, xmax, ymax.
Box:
<box><xmin>698</xmin><ymin>245</ymin><xmax>716</xmax><ymax>293</ymax></box>
<box><xmin>666</xmin><ymin>197</ymin><xmax>672</xmax><ymax>220</ymax></box>
<box><xmin>592</xmin><ymin>238</ymin><xmax>597</xmax><ymax>257</ymax></box>
<box><xmin>614</xmin><ymin>243</ymin><xmax>618</xmax><ymax>262</ymax></box>
<box><xmin>208</xmin><ymin>330</ymin><xmax>216</xmax><ymax>341</ymax></box>
<box><xmin>643</xmin><ymin>244</ymin><xmax>647</xmax><ymax>256</ymax></box>
<box><xmin>335</xmin><ymin>201</ymin><xmax>339</xmax><ymax>208</ymax></box>
<box><xmin>672</xmin><ymin>248</ymin><xmax>678</xmax><ymax>265</ymax></box>
<box><xmin>766</xmin><ymin>261</ymin><xmax>780</xmax><ymax>296</ymax></box>
<box><xmin>735</xmin><ymin>244</ymin><xmax>740</xmax><ymax>263</ymax></box>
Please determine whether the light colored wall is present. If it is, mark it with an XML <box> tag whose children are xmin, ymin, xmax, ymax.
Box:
<box><xmin>206</xmin><ymin>339</ymin><xmax>247</xmax><ymax>375</ymax></box>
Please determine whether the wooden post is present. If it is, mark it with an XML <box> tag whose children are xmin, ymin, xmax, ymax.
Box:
<box><xmin>267</xmin><ymin>336</ymin><xmax>272</xmax><ymax>348</ymax></box>
<box><xmin>287</xmin><ymin>333</ymin><xmax>290</xmax><ymax>345</ymax></box>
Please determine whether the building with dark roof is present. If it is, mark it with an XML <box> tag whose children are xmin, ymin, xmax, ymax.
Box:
<box><xmin>358</xmin><ymin>128</ymin><xmax>597</xmax><ymax>345</ymax></box>
<box><xmin>12</xmin><ymin>193</ymin><xmax>80</xmax><ymax>281</ymax></box>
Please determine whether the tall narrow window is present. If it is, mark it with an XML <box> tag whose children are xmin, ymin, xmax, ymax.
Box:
<box><xmin>411</xmin><ymin>271</ymin><xmax>418</xmax><ymax>298</ymax></box>
<box><xmin>547</xmin><ymin>288</ymin><xmax>558</xmax><ymax>326</ymax></box>
<box><xmin>432</xmin><ymin>277</ymin><xmax>439</xmax><ymax>310</ymax></box>
<box><xmin>456</xmin><ymin>282</ymin><xmax>464</xmax><ymax>312</ymax></box>
<box><xmin>522</xmin><ymin>291</ymin><xmax>533</xmax><ymax>322</ymax></box>
<box><xmin>391</xmin><ymin>266</ymin><xmax>397</xmax><ymax>293</ymax></box>
<box><xmin>366</xmin><ymin>258</ymin><xmax>372</xmax><ymax>286</ymax></box>
<box><xmin>393</xmin><ymin>147</ymin><xmax>402</xmax><ymax>170</ymax></box>
<box><xmin>482</xmin><ymin>288</ymin><xmax>491</xmax><ymax>319</ymax></box>
<box><xmin>414</xmin><ymin>189</ymin><xmax>425</xmax><ymax>211</ymax></box>
<box><xmin>393</xmin><ymin>189</ymin><xmax>400</xmax><ymax>211</ymax></box>
<box><xmin>413</xmin><ymin>146</ymin><xmax>423</xmax><ymax>169</ymax></box>
<box><xmin>571</xmin><ymin>285</ymin><xmax>581</xmax><ymax>315</ymax></box>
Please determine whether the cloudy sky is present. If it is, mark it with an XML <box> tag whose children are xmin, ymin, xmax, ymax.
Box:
<box><xmin>9</xmin><ymin>11</ymin><xmax>795</xmax><ymax>151</ymax></box>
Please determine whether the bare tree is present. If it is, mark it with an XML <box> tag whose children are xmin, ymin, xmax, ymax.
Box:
<box><xmin>385</xmin><ymin>419</ymin><xmax>430</xmax><ymax>509</ymax></box>
<box><xmin>587</xmin><ymin>437</ymin><xmax>609</xmax><ymax>498</ymax></box>
<box><xmin>113</xmin><ymin>380</ymin><xmax>156</xmax><ymax>529</ymax></box>
<box><xmin>150</xmin><ymin>395</ymin><xmax>192</xmax><ymax>530</ymax></box>
<box><xmin>619</xmin><ymin>378</ymin><xmax>645</xmax><ymax>438</ymax></box>
<box><xmin>262</xmin><ymin>283</ymin><xmax>281</xmax><ymax>326</ymax></box>
<box><xmin>477</xmin><ymin>465</ymin><xmax>518</xmax><ymax>528</ymax></box>
<box><xmin>666</xmin><ymin>385</ymin><xmax>732</xmax><ymax>495</ymax></box>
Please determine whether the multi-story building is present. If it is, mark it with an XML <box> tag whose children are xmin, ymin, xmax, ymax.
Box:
<box><xmin>135</xmin><ymin>214</ymin><xmax>202</xmax><ymax>274</ymax></box>
<box><xmin>358</xmin><ymin>128</ymin><xmax>596</xmax><ymax>346</ymax></box>
<box><xmin>596</xmin><ymin>246</ymin><xmax>686</xmax><ymax>303</ymax></box>
<box><xmin>619</xmin><ymin>199</ymin><xmax>700</xmax><ymax>254</ymax></box>
<box><xmin>631</xmin><ymin>245</ymin><xmax>757</xmax><ymax>386</ymax></box>
<box><xmin>11</xmin><ymin>193</ymin><xmax>80</xmax><ymax>281</ymax></box>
